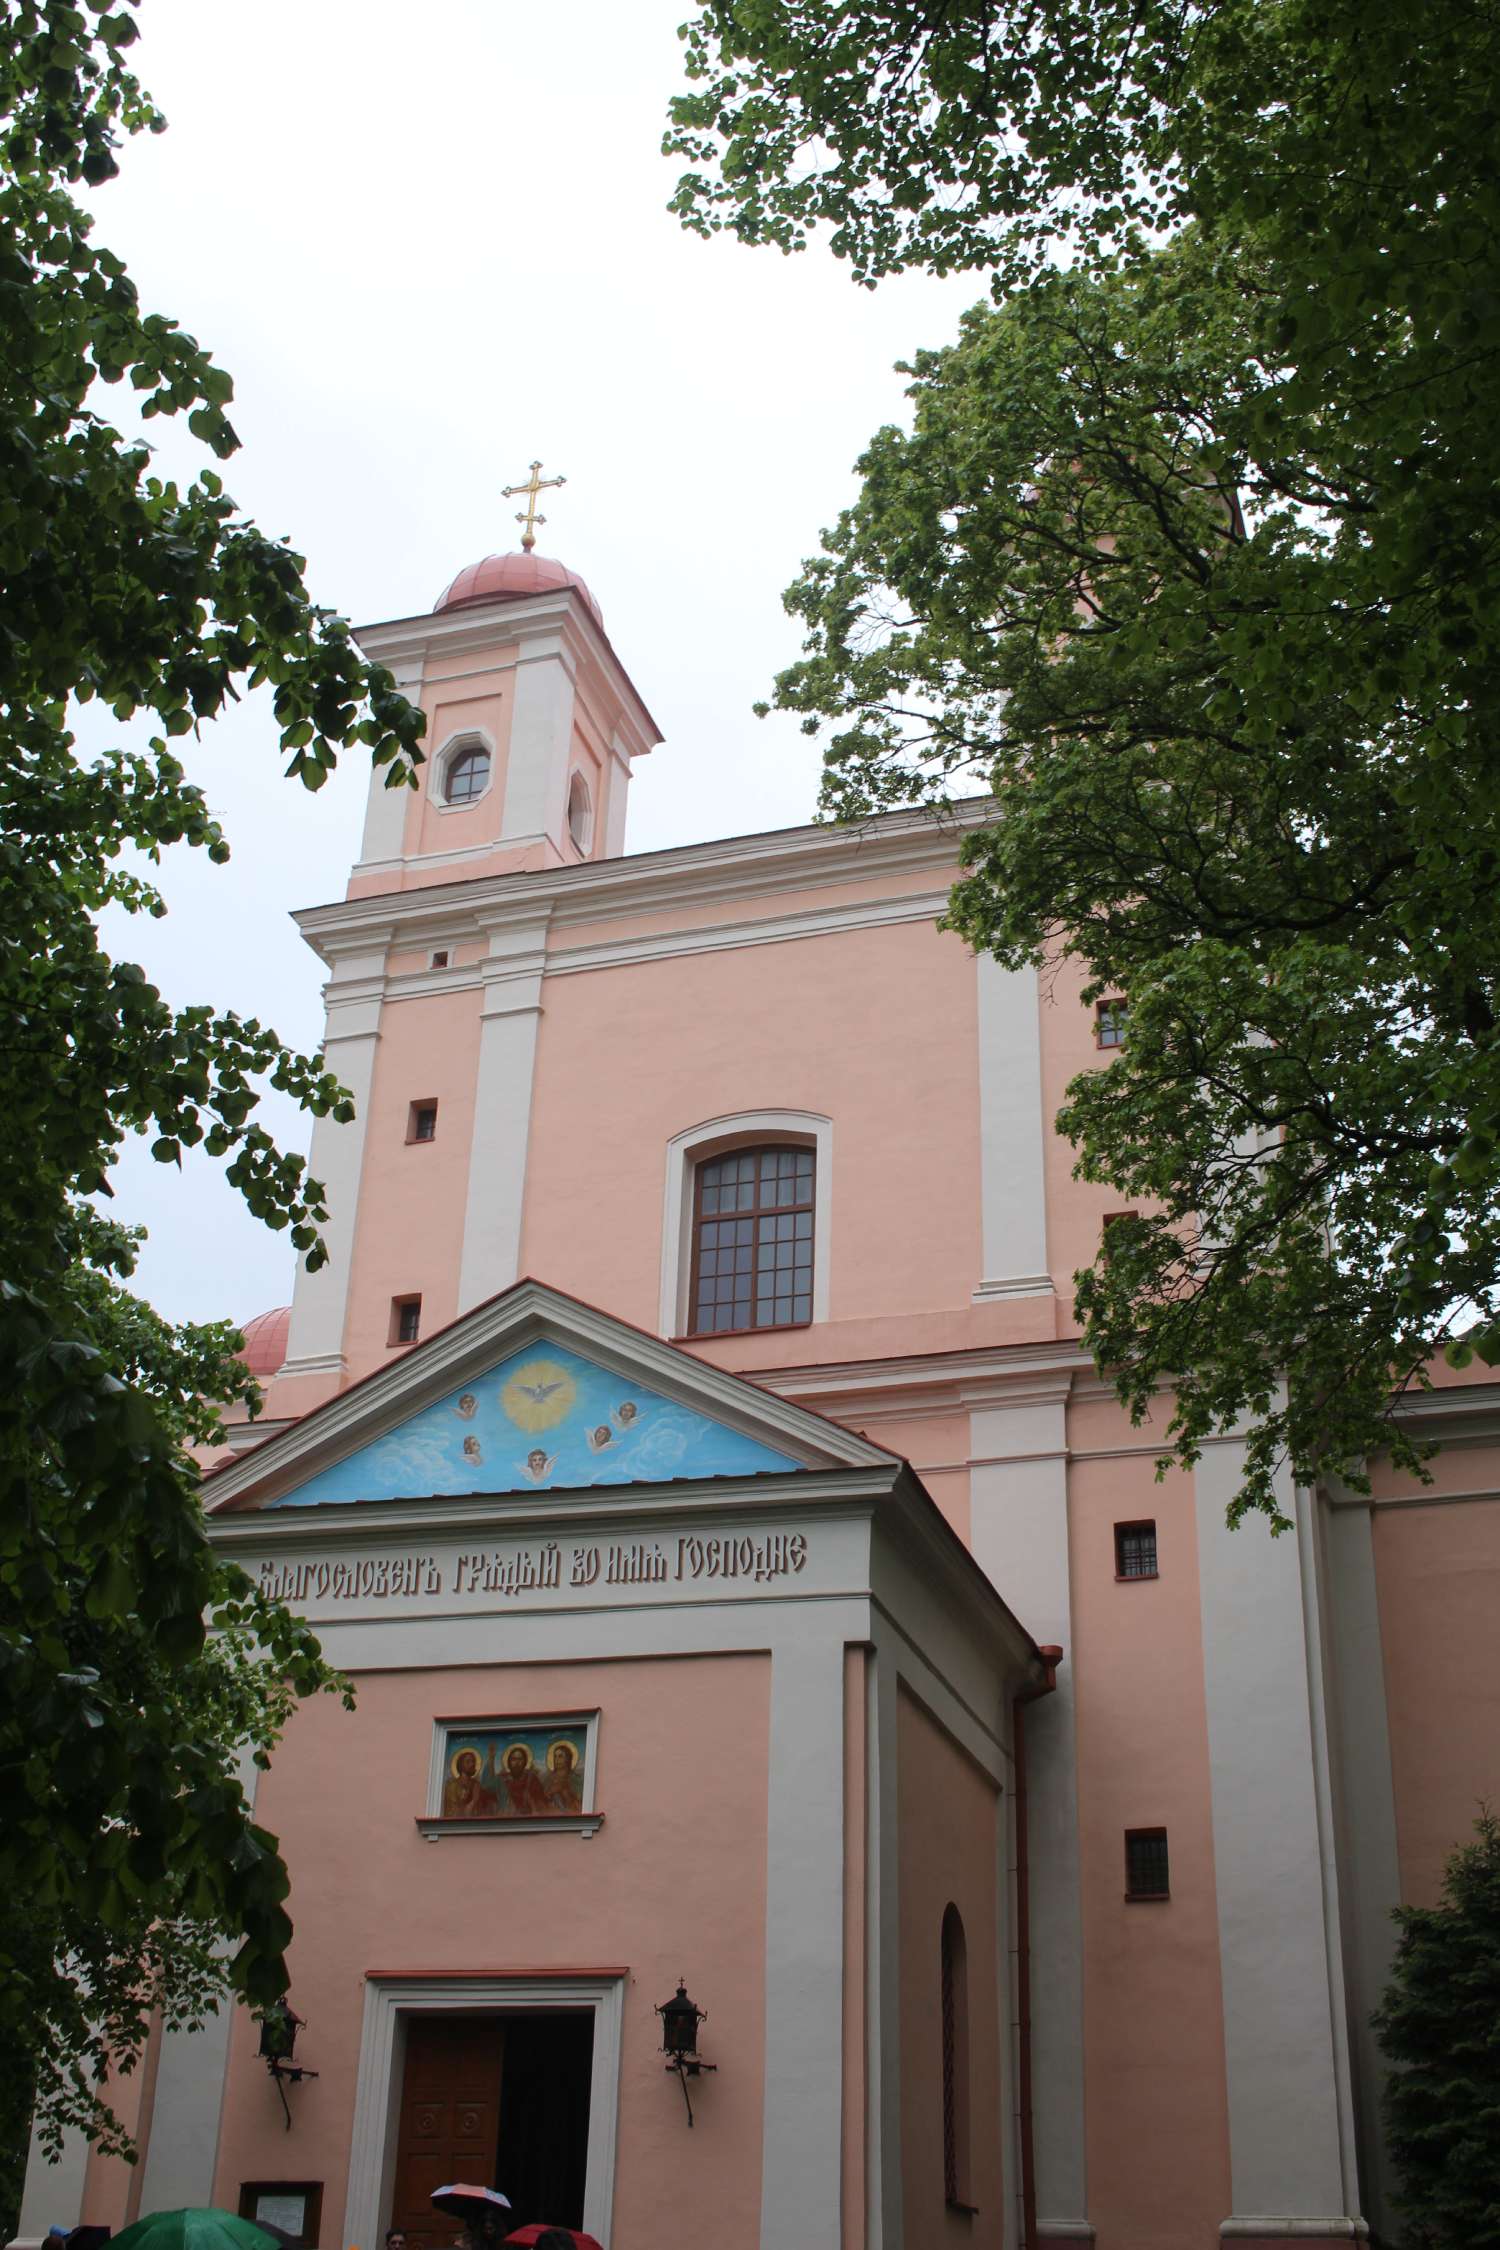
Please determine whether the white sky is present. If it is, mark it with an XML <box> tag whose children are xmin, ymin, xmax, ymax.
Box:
<box><xmin>93</xmin><ymin>0</ymin><xmax>982</xmax><ymax>1330</ymax></box>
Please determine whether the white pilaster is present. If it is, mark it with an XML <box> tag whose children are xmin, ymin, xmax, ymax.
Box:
<box><xmin>15</xmin><ymin>2120</ymin><xmax>90</xmax><ymax>2244</ymax></box>
<box><xmin>973</xmin><ymin>955</ymin><xmax>1053</xmax><ymax>1302</ymax></box>
<box><xmin>1195</xmin><ymin>1439</ymin><xmax>1364</xmax><ymax>2234</ymax></box>
<box><xmin>455</xmin><ymin>913</ymin><xmax>549</xmax><ymax>1312</ymax></box>
<box><xmin>1318</xmin><ymin>1489</ymin><xmax>1403</xmax><ymax>2241</ymax></box>
<box><xmin>865</xmin><ymin>1640</ymin><xmax>903</xmax><ymax>2250</ymax></box>
<box><xmin>352</xmin><ymin>656</ymin><xmax>425</xmax><ymax>881</ymax></box>
<box><xmin>500</xmin><ymin>635</ymin><xmax>577</xmax><ymax>844</ymax></box>
<box><xmin>968</xmin><ymin>1391</ymin><xmax>1089</xmax><ymax>2236</ymax></box>
<box><xmin>280</xmin><ymin>946</ymin><xmax>388</xmax><ymax>1379</ymax></box>
<box><xmin>759</xmin><ymin>1633</ymin><xmax>848</xmax><ymax>2250</ymax></box>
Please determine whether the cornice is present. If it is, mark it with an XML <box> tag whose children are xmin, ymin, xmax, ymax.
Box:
<box><xmin>203</xmin><ymin>1278</ymin><xmax>897</xmax><ymax>1514</ymax></box>
<box><xmin>294</xmin><ymin>801</ymin><xmax>992</xmax><ymax>966</ymax></box>
<box><xmin>353</xmin><ymin>586</ymin><xmax>662</xmax><ymax>757</ymax></box>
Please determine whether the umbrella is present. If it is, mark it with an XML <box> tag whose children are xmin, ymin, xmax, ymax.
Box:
<box><xmin>429</xmin><ymin>2187</ymin><xmax>513</xmax><ymax>2223</ymax></box>
<box><xmin>501</xmin><ymin>2231</ymin><xmax>602</xmax><ymax>2250</ymax></box>
<box><xmin>111</xmin><ymin>2213</ymin><xmax>282</xmax><ymax>2250</ymax></box>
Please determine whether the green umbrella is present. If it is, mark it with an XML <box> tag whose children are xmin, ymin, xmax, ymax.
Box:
<box><xmin>111</xmin><ymin>2211</ymin><xmax>282</xmax><ymax>2250</ymax></box>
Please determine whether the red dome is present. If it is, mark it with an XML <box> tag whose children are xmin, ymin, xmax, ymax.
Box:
<box><xmin>238</xmin><ymin>1305</ymin><xmax>291</xmax><ymax>1379</ymax></box>
<box><xmin>434</xmin><ymin>550</ymin><xmax>602</xmax><ymax>626</ymax></box>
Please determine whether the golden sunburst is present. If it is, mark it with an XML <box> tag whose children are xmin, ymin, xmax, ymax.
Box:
<box><xmin>500</xmin><ymin>1356</ymin><xmax>578</xmax><ymax>1431</ymax></box>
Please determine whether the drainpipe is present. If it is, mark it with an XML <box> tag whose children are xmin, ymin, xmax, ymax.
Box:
<box><xmin>1014</xmin><ymin>1644</ymin><xmax>1063</xmax><ymax>2250</ymax></box>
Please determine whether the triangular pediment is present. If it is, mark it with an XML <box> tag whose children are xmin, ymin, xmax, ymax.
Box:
<box><xmin>206</xmin><ymin>1279</ymin><xmax>895</xmax><ymax>1514</ymax></box>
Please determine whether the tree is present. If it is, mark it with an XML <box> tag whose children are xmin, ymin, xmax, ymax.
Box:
<box><xmin>0</xmin><ymin>0</ymin><xmax>423</xmax><ymax>2211</ymax></box>
<box><xmin>666</xmin><ymin>0</ymin><xmax>1500</xmax><ymax>1524</ymax></box>
<box><xmin>1372</xmin><ymin>1810</ymin><xmax>1500</xmax><ymax>2249</ymax></box>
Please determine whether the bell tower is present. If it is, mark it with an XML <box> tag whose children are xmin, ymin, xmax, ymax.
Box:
<box><xmin>346</xmin><ymin>496</ymin><xmax>659</xmax><ymax>900</ymax></box>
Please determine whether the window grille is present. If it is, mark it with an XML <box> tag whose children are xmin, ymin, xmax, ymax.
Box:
<box><xmin>1125</xmin><ymin>1828</ymin><xmax>1171</xmax><ymax>1899</ymax></box>
<box><xmin>1096</xmin><ymin>998</ymin><xmax>1129</xmax><ymax>1048</ymax></box>
<box><xmin>1115</xmin><ymin>1521</ymin><xmax>1158</xmax><ymax>1579</ymax></box>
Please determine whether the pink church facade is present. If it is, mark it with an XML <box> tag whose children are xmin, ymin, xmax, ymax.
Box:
<box><xmin>21</xmin><ymin>549</ymin><xmax>1500</xmax><ymax>2250</ymax></box>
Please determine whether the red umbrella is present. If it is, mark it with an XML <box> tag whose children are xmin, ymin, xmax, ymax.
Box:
<box><xmin>501</xmin><ymin>2231</ymin><xmax>602</xmax><ymax>2250</ymax></box>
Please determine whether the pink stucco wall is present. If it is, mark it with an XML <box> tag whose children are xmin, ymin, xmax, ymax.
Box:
<box><xmin>339</xmin><ymin>987</ymin><xmax>484</xmax><ymax>1367</ymax></box>
<box><xmin>1371</xmin><ymin>1491</ymin><xmax>1500</xmax><ymax>1905</ymax></box>
<box><xmin>521</xmin><ymin>919</ymin><xmax>984</xmax><ymax>1340</ymax></box>
<box><xmin>212</xmin><ymin>1653</ymin><xmax>770</xmax><ymax>2248</ymax></box>
<box><xmin>896</xmin><ymin>1688</ymin><xmax>1005</xmax><ymax>2250</ymax></box>
<box><xmin>1067</xmin><ymin>1434</ymin><xmax>1232</xmax><ymax>2250</ymax></box>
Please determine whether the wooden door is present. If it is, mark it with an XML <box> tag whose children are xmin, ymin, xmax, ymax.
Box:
<box><xmin>388</xmin><ymin>2017</ymin><xmax>505</xmax><ymax>2250</ymax></box>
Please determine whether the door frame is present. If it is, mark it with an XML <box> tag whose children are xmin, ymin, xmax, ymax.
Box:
<box><xmin>345</xmin><ymin>1974</ymin><xmax>625</xmax><ymax>2250</ymax></box>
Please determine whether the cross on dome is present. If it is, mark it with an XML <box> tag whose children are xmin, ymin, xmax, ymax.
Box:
<box><xmin>501</xmin><ymin>457</ymin><xmax>566</xmax><ymax>552</ymax></box>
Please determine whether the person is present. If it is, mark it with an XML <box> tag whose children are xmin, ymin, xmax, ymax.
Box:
<box><xmin>385</xmin><ymin>2231</ymin><xmax>407</xmax><ymax>2250</ymax></box>
<box><xmin>442</xmin><ymin>1746</ymin><xmax>497</xmax><ymax>1818</ymax></box>
<box><xmin>540</xmin><ymin>1738</ymin><xmax>583</xmax><ymax>1815</ymax></box>
<box><xmin>497</xmin><ymin>1741</ymin><xmax>548</xmax><ymax>1816</ymax></box>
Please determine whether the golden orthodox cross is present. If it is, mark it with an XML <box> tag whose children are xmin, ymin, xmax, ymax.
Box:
<box><xmin>502</xmin><ymin>459</ymin><xmax>566</xmax><ymax>552</ymax></box>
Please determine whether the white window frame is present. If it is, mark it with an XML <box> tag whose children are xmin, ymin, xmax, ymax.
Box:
<box><xmin>344</xmin><ymin>1972</ymin><xmax>624</xmax><ymax>2249</ymax></box>
<box><xmin>566</xmin><ymin>768</ymin><xmax>594</xmax><ymax>853</ymax></box>
<box><xmin>659</xmin><ymin>1110</ymin><xmax>832</xmax><ymax>1339</ymax></box>
<box><xmin>430</xmin><ymin>727</ymin><xmax>496</xmax><ymax>814</ymax></box>
<box><xmin>419</xmin><ymin>1709</ymin><xmax>602</xmax><ymax>1837</ymax></box>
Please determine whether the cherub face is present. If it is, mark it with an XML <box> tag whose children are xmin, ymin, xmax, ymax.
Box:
<box><xmin>462</xmin><ymin>1435</ymin><xmax>482</xmax><ymax>1461</ymax></box>
<box><xmin>593</xmin><ymin>1424</ymin><xmax>612</xmax><ymax>1446</ymax></box>
<box><xmin>616</xmin><ymin>1401</ymin><xmax>637</xmax><ymax>1425</ymax></box>
<box><xmin>456</xmin><ymin>1393</ymin><xmax>478</xmax><ymax>1420</ymax></box>
<box><xmin>527</xmin><ymin>1448</ymin><xmax>549</xmax><ymax>1473</ymax></box>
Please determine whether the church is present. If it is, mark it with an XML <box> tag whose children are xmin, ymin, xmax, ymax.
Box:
<box><xmin>19</xmin><ymin>506</ymin><xmax>1500</xmax><ymax>2250</ymax></box>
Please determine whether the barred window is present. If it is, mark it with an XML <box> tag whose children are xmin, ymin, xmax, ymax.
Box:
<box><xmin>688</xmin><ymin>1145</ymin><xmax>815</xmax><ymax>1336</ymax></box>
<box><xmin>1125</xmin><ymin>1828</ymin><xmax>1171</xmax><ymax>1900</ymax></box>
<box><xmin>1115</xmin><ymin>1521</ymin><xmax>1158</xmax><ymax>1580</ymax></box>
<box><xmin>1096</xmin><ymin>998</ymin><xmax>1129</xmax><ymax>1048</ymax></box>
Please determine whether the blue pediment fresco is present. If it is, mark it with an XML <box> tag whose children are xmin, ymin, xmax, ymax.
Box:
<box><xmin>265</xmin><ymin>1341</ymin><xmax>801</xmax><ymax>1508</ymax></box>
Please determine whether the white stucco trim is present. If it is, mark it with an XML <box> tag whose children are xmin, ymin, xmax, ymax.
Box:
<box><xmin>455</xmin><ymin>916</ymin><xmax>550</xmax><ymax>1313</ymax></box>
<box><xmin>967</xmin><ymin>1392</ymin><xmax>1089</xmax><ymax>2235</ymax></box>
<box><xmin>759</xmin><ymin>1635</ymin><xmax>848</xmax><ymax>2249</ymax></box>
<box><xmin>659</xmin><ymin>1110</ymin><xmax>833</xmax><ymax>1339</ymax></box>
<box><xmin>1194</xmin><ymin>1435</ymin><xmax>1364</xmax><ymax>2232</ymax></box>
<box><xmin>973</xmin><ymin>954</ymin><xmax>1054</xmax><ymax>1302</ymax></box>
<box><xmin>281</xmin><ymin>951</ymin><xmax>386</xmax><ymax>1374</ymax></box>
<box><xmin>1317</xmin><ymin>1489</ymin><xmax>1403</xmax><ymax>2240</ymax></box>
<box><xmin>501</xmin><ymin>635</ymin><xmax>577</xmax><ymax>844</ymax></box>
<box><xmin>344</xmin><ymin>1973</ymin><xmax>624</xmax><ymax>2250</ymax></box>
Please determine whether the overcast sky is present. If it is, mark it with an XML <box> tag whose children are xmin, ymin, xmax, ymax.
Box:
<box><xmin>93</xmin><ymin>0</ymin><xmax>983</xmax><ymax>1331</ymax></box>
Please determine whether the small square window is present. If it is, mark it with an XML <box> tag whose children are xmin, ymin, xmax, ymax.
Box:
<box><xmin>390</xmin><ymin>1295</ymin><xmax>421</xmax><ymax>1346</ymax></box>
<box><xmin>1115</xmin><ymin>1521</ymin><xmax>1158</xmax><ymax>1580</ymax></box>
<box><xmin>1101</xmin><ymin>1210</ymin><xmax>1139</xmax><ymax>1260</ymax></box>
<box><xmin>1096</xmin><ymin>998</ymin><xmax>1129</xmax><ymax>1048</ymax></box>
<box><xmin>1125</xmin><ymin>1828</ymin><xmax>1170</xmax><ymax>1900</ymax></box>
<box><xmin>430</xmin><ymin>949</ymin><xmax>450</xmax><ymax>970</ymax></box>
<box><xmin>408</xmin><ymin>1101</ymin><xmax>438</xmax><ymax>1144</ymax></box>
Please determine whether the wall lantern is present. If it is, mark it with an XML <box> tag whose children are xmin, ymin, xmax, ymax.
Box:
<box><xmin>256</xmin><ymin>2001</ymin><xmax>320</xmax><ymax>2130</ymax></box>
<box><xmin>656</xmin><ymin>1980</ymin><xmax>717</xmax><ymax>2126</ymax></box>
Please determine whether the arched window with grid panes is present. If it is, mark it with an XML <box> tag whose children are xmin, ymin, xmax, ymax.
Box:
<box><xmin>688</xmin><ymin>1144</ymin><xmax>815</xmax><ymax>1335</ymax></box>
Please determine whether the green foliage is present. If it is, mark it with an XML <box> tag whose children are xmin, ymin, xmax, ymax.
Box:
<box><xmin>669</xmin><ymin>0</ymin><xmax>1500</xmax><ymax>1523</ymax></box>
<box><xmin>0</xmin><ymin>0</ymin><xmax>422</xmax><ymax>2202</ymax></box>
<box><xmin>1372</xmin><ymin>1811</ymin><xmax>1500</xmax><ymax>2248</ymax></box>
